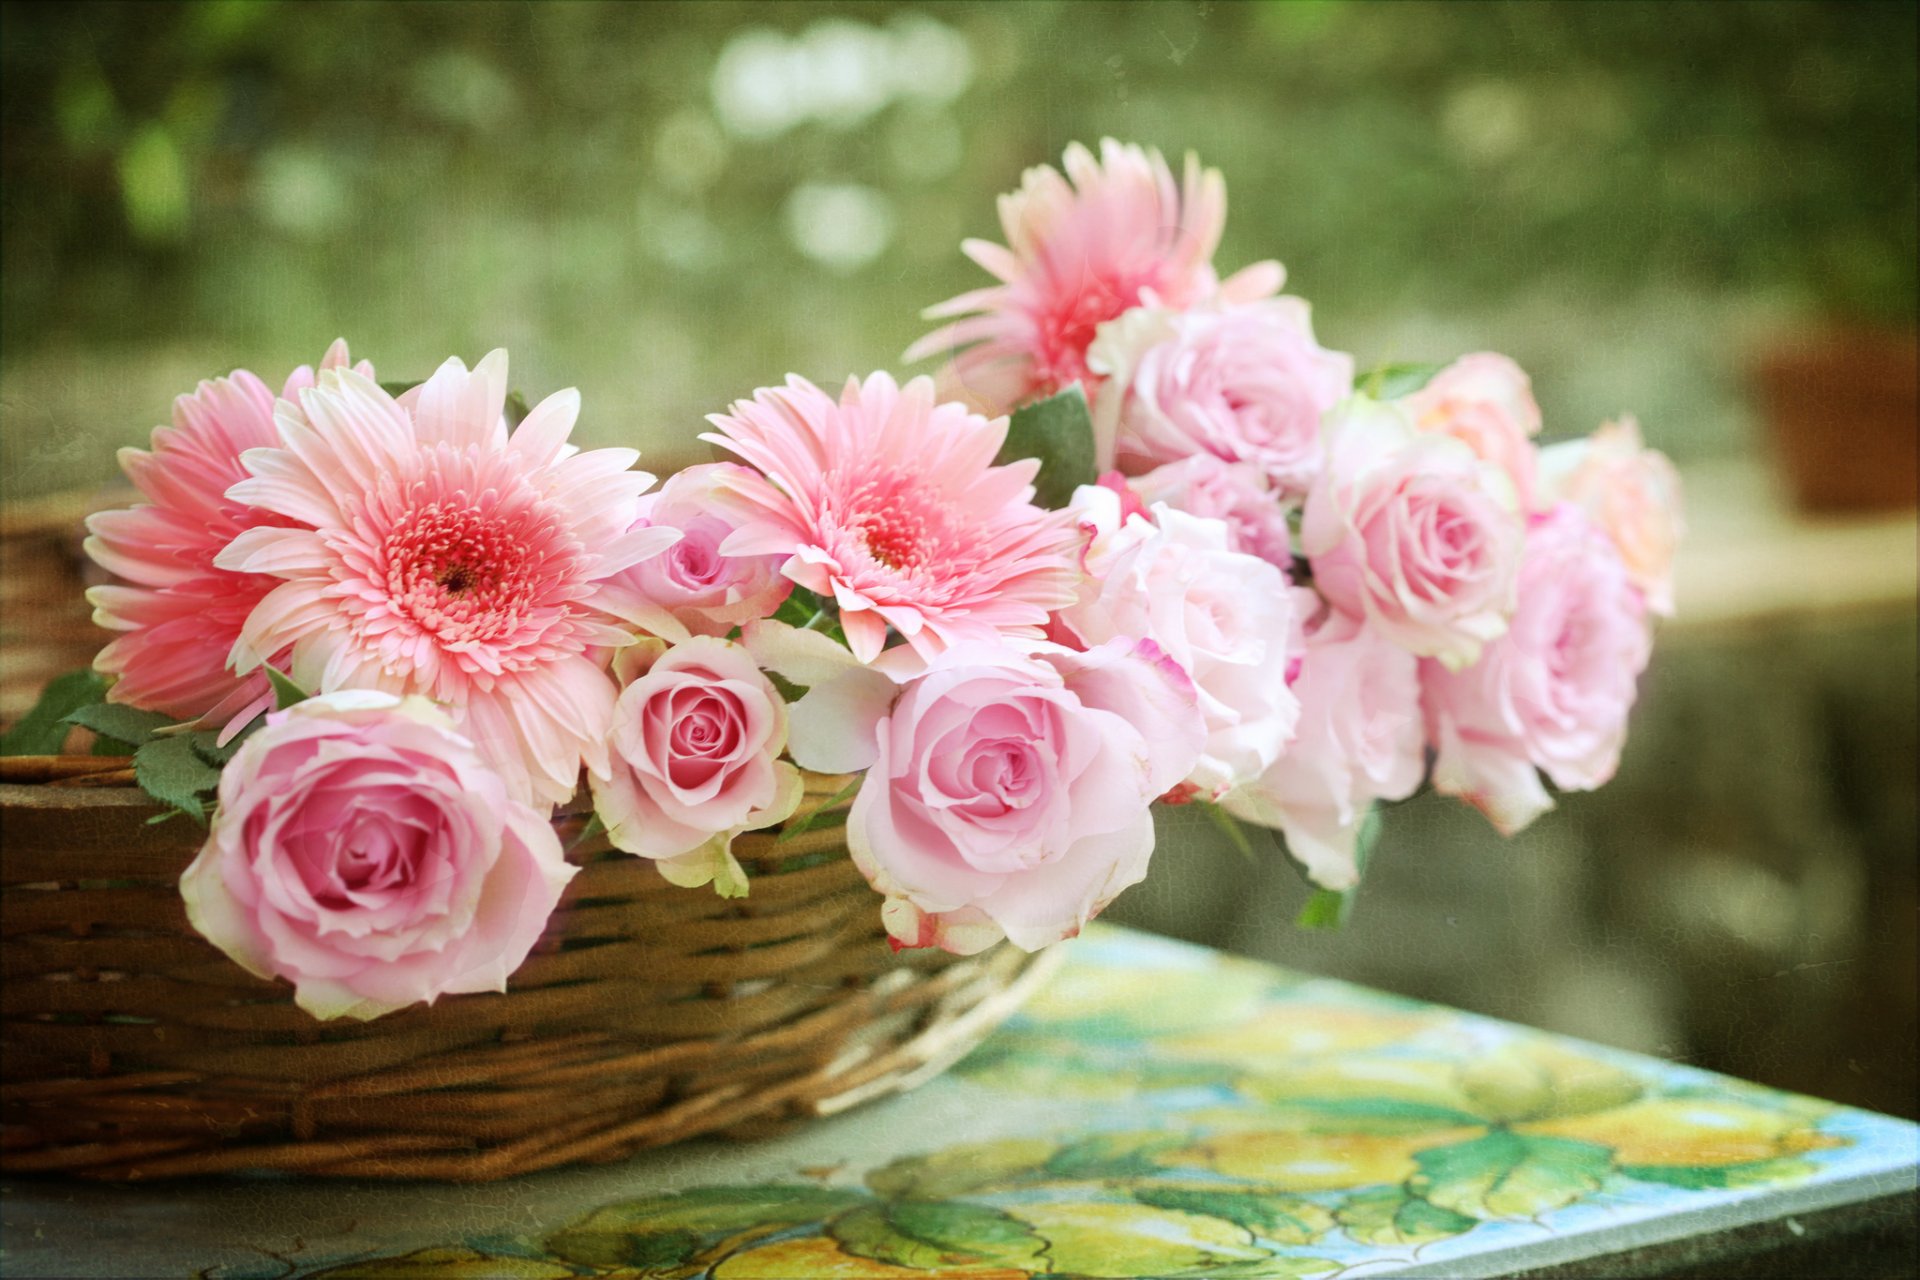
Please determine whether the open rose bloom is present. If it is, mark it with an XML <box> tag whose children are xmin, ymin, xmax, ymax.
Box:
<box><xmin>51</xmin><ymin>140</ymin><xmax>1681</xmax><ymax>1023</ymax></box>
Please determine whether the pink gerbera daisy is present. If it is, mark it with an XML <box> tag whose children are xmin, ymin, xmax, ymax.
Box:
<box><xmin>701</xmin><ymin>372</ymin><xmax>1082</xmax><ymax>664</ymax></box>
<box><xmin>216</xmin><ymin>351</ymin><xmax>675</xmax><ymax>807</ymax></box>
<box><xmin>905</xmin><ymin>138</ymin><xmax>1282</xmax><ymax>415</ymax></box>
<box><xmin>85</xmin><ymin>339</ymin><xmax>372</xmax><ymax>733</ymax></box>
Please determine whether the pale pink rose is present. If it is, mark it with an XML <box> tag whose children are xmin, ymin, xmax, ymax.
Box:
<box><xmin>600</xmin><ymin>464</ymin><xmax>792</xmax><ymax>644</ymax></box>
<box><xmin>1302</xmin><ymin>397</ymin><xmax>1523</xmax><ymax>670</ymax></box>
<box><xmin>179</xmin><ymin>692</ymin><xmax>576</xmax><ymax>1021</ymax></box>
<box><xmin>1223</xmin><ymin>607</ymin><xmax>1424</xmax><ymax>890</ymax></box>
<box><xmin>590</xmin><ymin>636</ymin><xmax>802</xmax><ymax>896</ymax></box>
<box><xmin>1059</xmin><ymin>490</ymin><xmax>1300</xmax><ymax>795</ymax></box>
<box><xmin>847</xmin><ymin>639</ymin><xmax>1204</xmax><ymax>954</ymax></box>
<box><xmin>1402</xmin><ymin>353</ymin><xmax>1543</xmax><ymax>510</ymax></box>
<box><xmin>1424</xmin><ymin>505</ymin><xmax>1653</xmax><ymax>835</ymax></box>
<box><xmin>1127</xmin><ymin>454</ymin><xmax>1293</xmax><ymax>568</ymax></box>
<box><xmin>85</xmin><ymin>340</ymin><xmax>372</xmax><ymax>735</ymax></box>
<box><xmin>1098</xmin><ymin>300</ymin><xmax>1353</xmax><ymax>492</ymax></box>
<box><xmin>906</xmin><ymin>139</ymin><xmax>1282</xmax><ymax>415</ymax></box>
<box><xmin>702</xmin><ymin>372</ymin><xmax>1081</xmax><ymax>664</ymax></box>
<box><xmin>1538</xmin><ymin>416</ymin><xmax>1684</xmax><ymax>616</ymax></box>
<box><xmin>218</xmin><ymin>352</ymin><xmax>677</xmax><ymax>807</ymax></box>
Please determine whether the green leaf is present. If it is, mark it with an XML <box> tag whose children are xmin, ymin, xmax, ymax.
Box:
<box><xmin>1409</xmin><ymin>1129</ymin><xmax>1613</xmax><ymax>1220</ymax></box>
<box><xmin>0</xmin><ymin>670</ymin><xmax>109</xmax><ymax>755</ymax></box>
<box><xmin>778</xmin><ymin>777</ymin><xmax>862</xmax><ymax>843</ymax></box>
<box><xmin>1359</xmin><ymin>361</ymin><xmax>1446</xmax><ymax>400</ymax></box>
<box><xmin>1334</xmin><ymin>1187</ymin><xmax>1478</xmax><ymax>1246</ymax></box>
<box><xmin>264</xmin><ymin>665</ymin><xmax>311</xmax><ymax>710</ymax></box>
<box><xmin>867</xmin><ymin>1137</ymin><xmax>1058</xmax><ymax>1200</ymax></box>
<box><xmin>379</xmin><ymin>379</ymin><xmax>422</xmax><ymax>398</ymax></box>
<box><xmin>765</xmin><ymin>670</ymin><xmax>810</xmax><ymax>703</ymax></box>
<box><xmin>545</xmin><ymin>1186</ymin><xmax>868</xmax><ymax>1270</ymax></box>
<box><xmin>188</xmin><ymin>722</ymin><xmax>258</xmax><ymax>768</ymax></box>
<box><xmin>1131</xmin><ymin>1186</ymin><xmax>1333</xmax><ymax>1245</ymax></box>
<box><xmin>566</xmin><ymin>813</ymin><xmax>606</xmax><ymax>855</ymax></box>
<box><xmin>997</xmin><ymin>385</ymin><xmax>1097</xmax><ymax>509</ymax></box>
<box><xmin>771</xmin><ymin>590</ymin><xmax>819</xmax><ymax>629</ymax></box>
<box><xmin>62</xmin><ymin>701</ymin><xmax>182</xmax><ymax>748</ymax></box>
<box><xmin>830</xmin><ymin>1201</ymin><xmax>1047</xmax><ymax>1270</ymax></box>
<box><xmin>133</xmin><ymin>734</ymin><xmax>223</xmax><ymax>825</ymax></box>
<box><xmin>1295</xmin><ymin>806</ymin><xmax>1382</xmax><ymax>930</ymax></box>
<box><xmin>1196</xmin><ymin>800</ymin><xmax>1266</xmax><ymax>865</ymax></box>
<box><xmin>769</xmin><ymin>587</ymin><xmax>847</xmax><ymax>646</ymax></box>
<box><xmin>504</xmin><ymin>389</ymin><xmax>532</xmax><ymax>428</ymax></box>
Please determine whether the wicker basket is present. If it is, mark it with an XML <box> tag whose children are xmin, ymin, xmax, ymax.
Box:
<box><xmin>0</xmin><ymin>760</ymin><xmax>1057</xmax><ymax>1181</ymax></box>
<box><xmin>0</xmin><ymin>490</ymin><xmax>123</xmax><ymax>726</ymax></box>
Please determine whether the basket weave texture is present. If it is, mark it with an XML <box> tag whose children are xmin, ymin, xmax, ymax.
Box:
<box><xmin>0</xmin><ymin>763</ymin><xmax>1055</xmax><ymax>1181</ymax></box>
<box><xmin>0</xmin><ymin>490</ymin><xmax>119</xmax><ymax>725</ymax></box>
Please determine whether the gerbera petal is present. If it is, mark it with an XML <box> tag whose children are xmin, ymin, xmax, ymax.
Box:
<box><xmin>508</xmin><ymin>387</ymin><xmax>581</xmax><ymax>470</ymax></box>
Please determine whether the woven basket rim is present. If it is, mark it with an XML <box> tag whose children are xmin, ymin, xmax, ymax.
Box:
<box><xmin>0</xmin><ymin>762</ymin><xmax>1057</xmax><ymax>1180</ymax></box>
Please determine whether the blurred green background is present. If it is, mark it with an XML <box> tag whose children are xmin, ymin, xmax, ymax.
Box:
<box><xmin>2</xmin><ymin>0</ymin><xmax>1914</xmax><ymax>497</ymax></box>
<box><xmin>2</xmin><ymin>0</ymin><xmax>1915</xmax><ymax>1117</ymax></box>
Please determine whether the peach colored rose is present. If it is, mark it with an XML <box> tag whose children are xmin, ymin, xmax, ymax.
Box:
<box><xmin>591</xmin><ymin>636</ymin><xmax>802</xmax><ymax>896</ymax></box>
<box><xmin>1424</xmin><ymin>505</ymin><xmax>1653</xmax><ymax>835</ymax></box>
<box><xmin>1538</xmin><ymin>416</ymin><xmax>1684</xmax><ymax>615</ymax></box>
<box><xmin>179</xmin><ymin>692</ymin><xmax>576</xmax><ymax>1021</ymax></box>
<box><xmin>1402</xmin><ymin>352</ymin><xmax>1543</xmax><ymax>510</ymax></box>
<box><xmin>1302</xmin><ymin>397</ymin><xmax>1523</xmax><ymax>670</ymax></box>
<box><xmin>847</xmin><ymin>639</ymin><xmax>1204</xmax><ymax>954</ymax></box>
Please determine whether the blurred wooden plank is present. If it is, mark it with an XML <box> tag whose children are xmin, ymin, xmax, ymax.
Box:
<box><xmin>1668</xmin><ymin>457</ymin><xmax>1917</xmax><ymax>639</ymax></box>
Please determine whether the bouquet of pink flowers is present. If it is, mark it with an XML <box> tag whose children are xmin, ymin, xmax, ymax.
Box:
<box><xmin>11</xmin><ymin>140</ymin><xmax>1682</xmax><ymax>1022</ymax></box>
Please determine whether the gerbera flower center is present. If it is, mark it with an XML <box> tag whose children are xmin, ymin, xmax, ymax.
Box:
<box><xmin>374</xmin><ymin>495</ymin><xmax>576</xmax><ymax>655</ymax></box>
<box><xmin>827</xmin><ymin>469</ymin><xmax>954</xmax><ymax>577</ymax></box>
<box><xmin>437</xmin><ymin>563</ymin><xmax>478</xmax><ymax>595</ymax></box>
<box><xmin>1033</xmin><ymin>274</ymin><xmax>1144</xmax><ymax>388</ymax></box>
<box><xmin>858</xmin><ymin>506</ymin><xmax>930</xmax><ymax>570</ymax></box>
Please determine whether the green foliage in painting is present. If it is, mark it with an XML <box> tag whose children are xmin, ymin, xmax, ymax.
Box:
<box><xmin>866</xmin><ymin>1137</ymin><xmax>1058</xmax><ymax>1200</ymax></box>
<box><xmin>1617</xmin><ymin>1158</ymin><xmax>1821</xmax><ymax>1190</ymax></box>
<box><xmin>1410</xmin><ymin>1128</ymin><xmax>1613</xmax><ymax>1219</ymax></box>
<box><xmin>1334</xmin><ymin>1187</ymin><xmax>1478</xmax><ymax>1246</ymax></box>
<box><xmin>544</xmin><ymin>1186</ymin><xmax>867</xmax><ymax>1271</ymax></box>
<box><xmin>1007</xmin><ymin>1200</ymin><xmax>1274</xmax><ymax>1277</ymax></box>
<box><xmin>829</xmin><ymin>1200</ymin><xmax>1048</xmax><ymax>1270</ymax></box>
<box><xmin>1131</xmin><ymin>1185</ymin><xmax>1334</xmax><ymax>1245</ymax></box>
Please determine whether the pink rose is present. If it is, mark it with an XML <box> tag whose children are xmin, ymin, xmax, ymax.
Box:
<box><xmin>1402</xmin><ymin>352</ymin><xmax>1544</xmax><ymax>510</ymax></box>
<box><xmin>1094</xmin><ymin>300</ymin><xmax>1353</xmax><ymax>492</ymax></box>
<box><xmin>1538</xmin><ymin>416</ymin><xmax>1684</xmax><ymax>615</ymax></box>
<box><xmin>1303</xmin><ymin>397</ymin><xmax>1523</xmax><ymax>670</ymax></box>
<box><xmin>1129</xmin><ymin>454</ymin><xmax>1293</xmax><ymax>568</ymax></box>
<box><xmin>847</xmin><ymin>639</ymin><xmax>1204</xmax><ymax>954</ymax></box>
<box><xmin>1223</xmin><ymin>607</ymin><xmax>1424</xmax><ymax>890</ymax></box>
<box><xmin>1061</xmin><ymin>489</ymin><xmax>1301</xmax><ymax>794</ymax></box>
<box><xmin>179</xmin><ymin>692</ymin><xmax>577</xmax><ymax>1021</ymax></box>
<box><xmin>1424</xmin><ymin>505</ymin><xmax>1653</xmax><ymax>835</ymax></box>
<box><xmin>601</xmin><ymin>463</ymin><xmax>793</xmax><ymax>643</ymax></box>
<box><xmin>591</xmin><ymin>635</ymin><xmax>802</xmax><ymax>895</ymax></box>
